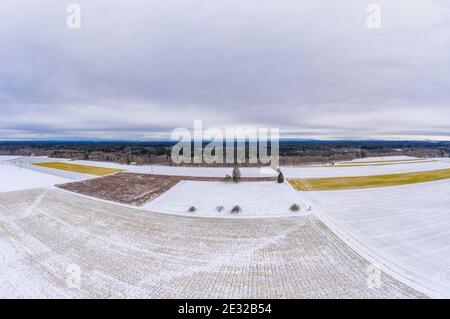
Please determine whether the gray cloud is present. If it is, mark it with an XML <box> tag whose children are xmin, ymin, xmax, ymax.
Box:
<box><xmin>0</xmin><ymin>0</ymin><xmax>450</xmax><ymax>140</ymax></box>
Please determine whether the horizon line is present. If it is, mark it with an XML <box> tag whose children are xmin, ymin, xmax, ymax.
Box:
<box><xmin>0</xmin><ymin>138</ymin><xmax>448</xmax><ymax>143</ymax></box>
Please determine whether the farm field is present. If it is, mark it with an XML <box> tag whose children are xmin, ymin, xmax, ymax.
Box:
<box><xmin>0</xmin><ymin>164</ymin><xmax>70</xmax><ymax>192</ymax></box>
<box><xmin>332</xmin><ymin>156</ymin><xmax>433</xmax><ymax>167</ymax></box>
<box><xmin>0</xmin><ymin>156</ymin><xmax>22</xmax><ymax>162</ymax></box>
<box><xmin>33</xmin><ymin>162</ymin><xmax>123</xmax><ymax>176</ymax></box>
<box><xmin>58</xmin><ymin>172</ymin><xmax>184</xmax><ymax>205</ymax></box>
<box><xmin>289</xmin><ymin>168</ymin><xmax>450</xmax><ymax>191</ymax></box>
<box><xmin>305</xmin><ymin>179</ymin><xmax>450</xmax><ymax>298</ymax></box>
<box><xmin>70</xmin><ymin>159</ymin><xmax>278</xmax><ymax>177</ymax></box>
<box><xmin>334</xmin><ymin>159</ymin><xmax>432</xmax><ymax>167</ymax></box>
<box><xmin>144</xmin><ymin>181</ymin><xmax>309</xmax><ymax>217</ymax></box>
<box><xmin>1</xmin><ymin>155</ymin><xmax>449</xmax><ymax>298</ymax></box>
<box><xmin>0</xmin><ymin>188</ymin><xmax>423</xmax><ymax>298</ymax></box>
<box><xmin>345</xmin><ymin>156</ymin><xmax>418</xmax><ymax>163</ymax></box>
<box><xmin>58</xmin><ymin>172</ymin><xmax>276</xmax><ymax>206</ymax></box>
<box><xmin>281</xmin><ymin>159</ymin><xmax>450</xmax><ymax>178</ymax></box>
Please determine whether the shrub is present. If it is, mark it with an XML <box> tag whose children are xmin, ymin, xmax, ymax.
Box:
<box><xmin>230</xmin><ymin>205</ymin><xmax>241</xmax><ymax>214</ymax></box>
<box><xmin>216</xmin><ymin>206</ymin><xmax>224</xmax><ymax>213</ymax></box>
<box><xmin>277</xmin><ymin>171</ymin><xmax>285</xmax><ymax>183</ymax></box>
<box><xmin>290</xmin><ymin>203</ymin><xmax>300</xmax><ymax>212</ymax></box>
<box><xmin>188</xmin><ymin>206</ymin><xmax>196</xmax><ymax>213</ymax></box>
<box><xmin>232</xmin><ymin>166</ymin><xmax>241</xmax><ymax>183</ymax></box>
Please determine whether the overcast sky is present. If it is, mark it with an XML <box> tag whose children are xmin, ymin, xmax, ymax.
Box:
<box><xmin>1</xmin><ymin>0</ymin><xmax>449</xmax><ymax>140</ymax></box>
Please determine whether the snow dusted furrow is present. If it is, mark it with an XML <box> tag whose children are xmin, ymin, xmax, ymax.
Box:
<box><xmin>305</xmin><ymin>179</ymin><xmax>450</xmax><ymax>298</ymax></box>
<box><xmin>0</xmin><ymin>189</ymin><xmax>422</xmax><ymax>298</ymax></box>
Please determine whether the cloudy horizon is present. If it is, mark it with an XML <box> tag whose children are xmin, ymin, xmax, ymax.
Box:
<box><xmin>1</xmin><ymin>0</ymin><xmax>450</xmax><ymax>141</ymax></box>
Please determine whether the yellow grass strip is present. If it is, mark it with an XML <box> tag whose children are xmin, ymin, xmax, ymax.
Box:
<box><xmin>34</xmin><ymin>162</ymin><xmax>123</xmax><ymax>176</ymax></box>
<box><xmin>289</xmin><ymin>168</ymin><xmax>450</xmax><ymax>191</ymax></box>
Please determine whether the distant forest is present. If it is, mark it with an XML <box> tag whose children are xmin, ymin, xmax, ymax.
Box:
<box><xmin>0</xmin><ymin>140</ymin><xmax>449</xmax><ymax>166</ymax></box>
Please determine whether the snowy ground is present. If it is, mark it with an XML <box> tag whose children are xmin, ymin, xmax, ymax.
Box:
<box><xmin>305</xmin><ymin>179</ymin><xmax>450</xmax><ymax>298</ymax></box>
<box><xmin>346</xmin><ymin>156</ymin><xmax>419</xmax><ymax>163</ymax></box>
<box><xmin>0</xmin><ymin>156</ymin><xmax>22</xmax><ymax>162</ymax></box>
<box><xmin>143</xmin><ymin>181</ymin><xmax>309</xmax><ymax>218</ymax></box>
<box><xmin>69</xmin><ymin>159</ymin><xmax>278</xmax><ymax>177</ymax></box>
<box><xmin>0</xmin><ymin>188</ymin><xmax>422</xmax><ymax>298</ymax></box>
<box><xmin>0</xmin><ymin>163</ymin><xmax>70</xmax><ymax>192</ymax></box>
<box><xmin>3</xmin><ymin>156</ymin><xmax>69</xmax><ymax>164</ymax></box>
<box><xmin>3</xmin><ymin>156</ymin><xmax>90</xmax><ymax>180</ymax></box>
<box><xmin>3</xmin><ymin>156</ymin><xmax>278</xmax><ymax>178</ymax></box>
<box><xmin>1</xmin><ymin>155</ymin><xmax>449</xmax><ymax>298</ymax></box>
<box><xmin>281</xmin><ymin>159</ymin><xmax>450</xmax><ymax>178</ymax></box>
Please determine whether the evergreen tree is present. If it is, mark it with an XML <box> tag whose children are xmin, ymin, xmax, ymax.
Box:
<box><xmin>232</xmin><ymin>166</ymin><xmax>241</xmax><ymax>183</ymax></box>
<box><xmin>277</xmin><ymin>171</ymin><xmax>284</xmax><ymax>183</ymax></box>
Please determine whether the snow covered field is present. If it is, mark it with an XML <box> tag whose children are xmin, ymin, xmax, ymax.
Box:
<box><xmin>3</xmin><ymin>156</ymin><xmax>90</xmax><ymax>180</ymax></box>
<box><xmin>281</xmin><ymin>159</ymin><xmax>450</xmax><ymax>178</ymax></box>
<box><xmin>0</xmin><ymin>188</ymin><xmax>422</xmax><ymax>298</ymax></box>
<box><xmin>70</xmin><ymin>159</ymin><xmax>278</xmax><ymax>177</ymax></box>
<box><xmin>346</xmin><ymin>156</ymin><xmax>419</xmax><ymax>163</ymax></box>
<box><xmin>305</xmin><ymin>179</ymin><xmax>450</xmax><ymax>298</ymax></box>
<box><xmin>1</xmin><ymin>154</ymin><xmax>450</xmax><ymax>298</ymax></box>
<box><xmin>0</xmin><ymin>156</ymin><xmax>22</xmax><ymax>162</ymax></box>
<box><xmin>144</xmin><ymin>181</ymin><xmax>309</xmax><ymax>218</ymax></box>
<box><xmin>3</xmin><ymin>156</ymin><xmax>277</xmax><ymax>178</ymax></box>
<box><xmin>0</xmin><ymin>164</ymin><xmax>70</xmax><ymax>192</ymax></box>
